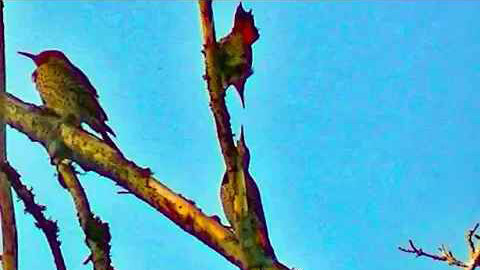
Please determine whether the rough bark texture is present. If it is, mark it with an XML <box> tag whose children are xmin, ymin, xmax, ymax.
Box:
<box><xmin>0</xmin><ymin>162</ymin><xmax>66</xmax><ymax>270</ymax></box>
<box><xmin>3</xmin><ymin>92</ymin><xmax>247</xmax><ymax>268</ymax></box>
<box><xmin>0</xmin><ymin>1</ymin><xmax>18</xmax><ymax>269</ymax></box>
<box><xmin>198</xmin><ymin>1</ymin><xmax>289</xmax><ymax>269</ymax></box>
<box><xmin>57</xmin><ymin>161</ymin><xmax>113</xmax><ymax>270</ymax></box>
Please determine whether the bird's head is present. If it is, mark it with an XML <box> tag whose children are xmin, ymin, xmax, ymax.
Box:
<box><xmin>18</xmin><ymin>50</ymin><xmax>70</xmax><ymax>66</ymax></box>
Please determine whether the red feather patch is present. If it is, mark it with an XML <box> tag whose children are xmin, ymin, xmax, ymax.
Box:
<box><xmin>233</xmin><ymin>3</ymin><xmax>259</xmax><ymax>45</ymax></box>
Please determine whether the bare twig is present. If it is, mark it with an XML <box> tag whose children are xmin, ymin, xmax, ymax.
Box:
<box><xmin>399</xmin><ymin>224</ymin><xmax>480</xmax><ymax>270</ymax></box>
<box><xmin>0</xmin><ymin>1</ymin><xmax>18</xmax><ymax>269</ymax></box>
<box><xmin>465</xmin><ymin>223</ymin><xmax>480</xmax><ymax>270</ymax></box>
<box><xmin>56</xmin><ymin>160</ymin><xmax>113</xmax><ymax>270</ymax></box>
<box><xmin>467</xmin><ymin>223</ymin><xmax>479</xmax><ymax>257</ymax></box>
<box><xmin>0</xmin><ymin>162</ymin><xmax>67</xmax><ymax>270</ymax></box>
<box><xmin>399</xmin><ymin>240</ymin><xmax>451</xmax><ymax>262</ymax></box>
<box><xmin>439</xmin><ymin>244</ymin><xmax>468</xmax><ymax>267</ymax></box>
<box><xmin>399</xmin><ymin>240</ymin><xmax>467</xmax><ymax>268</ymax></box>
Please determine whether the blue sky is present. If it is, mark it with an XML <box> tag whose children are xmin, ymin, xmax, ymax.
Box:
<box><xmin>3</xmin><ymin>1</ymin><xmax>480</xmax><ymax>270</ymax></box>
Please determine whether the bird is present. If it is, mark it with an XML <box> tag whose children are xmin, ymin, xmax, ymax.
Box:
<box><xmin>220</xmin><ymin>128</ymin><xmax>276</xmax><ymax>260</ymax></box>
<box><xmin>217</xmin><ymin>3</ymin><xmax>259</xmax><ymax>108</ymax></box>
<box><xmin>18</xmin><ymin>50</ymin><xmax>119</xmax><ymax>151</ymax></box>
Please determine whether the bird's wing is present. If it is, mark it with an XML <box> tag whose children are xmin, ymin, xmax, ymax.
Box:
<box><xmin>68</xmin><ymin>63</ymin><xmax>99</xmax><ymax>98</ymax></box>
<box><xmin>67</xmin><ymin>63</ymin><xmax>111</xmax><ymax>124</ymax></box>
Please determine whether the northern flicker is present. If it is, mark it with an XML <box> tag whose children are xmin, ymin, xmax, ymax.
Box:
<box><xmin>217</xmin><ymin>3</ymin><xmax>259</xmax><ymax>108</ymax></box>
<box><xmin>220</xmin><ymin>128</ymin><xmax>276</xmax><ymax>261</ymax></box>
<box><xmin>18</xmin><ymin>50</ymin><xmax>119</xmax><ymax>151</ymax></box>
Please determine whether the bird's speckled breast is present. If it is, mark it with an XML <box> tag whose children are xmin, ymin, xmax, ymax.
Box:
<box><xmin>34</xmin><ymin>62</ymin><xmax>87</xmax><ymax>124</ymax></box>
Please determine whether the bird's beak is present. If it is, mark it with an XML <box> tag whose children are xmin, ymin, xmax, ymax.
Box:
<box><xmin>18</xmin><ymin>51</ymin><xmax>36</xmax><ymax>61</ymax></box>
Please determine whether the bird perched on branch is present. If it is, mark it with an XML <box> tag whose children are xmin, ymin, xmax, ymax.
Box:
<box><xmin>217</xmin><ymin>3</ymin><xmax>259</xmax><ymax>108</ymax></box>
<box><xmin>18</xmin><ymin>50</ymin><xmax>119</xmax><ymax>151</ymax></box>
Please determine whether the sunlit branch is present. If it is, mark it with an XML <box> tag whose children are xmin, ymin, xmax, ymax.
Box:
<box><xmin>2</xmin><ymin>92</ymin><xmax>245</xmax><ymax>268</ymax></box>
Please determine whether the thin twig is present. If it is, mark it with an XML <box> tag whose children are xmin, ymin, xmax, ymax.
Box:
<box><xmin>466</xmin><ymin>223</ymin><xmax>480</xmax><ymax>270</ymax></box>
<box><xmin>0</xmin><ymin>162</ymin><xmax>67</xmax><ymax>270</ymax></box>
<box><xmin>467</xmin><ymin>223</ymin><xmax>479</xmax><ymax>256</ymax></box>
<box><xmin>399</xmin><ymin>240</ymin><xmax>448</xmax><ymax>261</ymax></box>
<box><xmin>440</xmin><ymin>244</ymin><xmax>468</xmax><ymax>267</ymax></box>
<box><xmin>400</xmin><ymin>224</ymin><xmax>480</xmax><ymax>269</ymax></box>
<box><xmin>399</xmin><ymin>240</ymin><xmax>467</xmax><ymax>268</ymax></box>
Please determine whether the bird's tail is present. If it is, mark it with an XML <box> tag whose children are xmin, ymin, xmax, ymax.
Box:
<box><xmin>100</xmin><ymin>129</ymin><xmax>121</xmax><ymax>152</ymax></box>
<box><xmin>90</xmin><ymin>119</ymin><xmax>121</xmax><ymax>152</ymax></box>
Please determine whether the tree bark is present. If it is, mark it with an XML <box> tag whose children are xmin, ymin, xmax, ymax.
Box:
<box><xmin>0</xmin><ymin>1</ymin><xmax>18</xmax><ymax>269</ymax></box>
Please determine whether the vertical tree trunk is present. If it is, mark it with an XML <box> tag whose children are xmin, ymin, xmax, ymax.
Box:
<box><xmin>0</xmin><ymin>1</ymin><xmax>18</xmax><ymax>269</ymax></box>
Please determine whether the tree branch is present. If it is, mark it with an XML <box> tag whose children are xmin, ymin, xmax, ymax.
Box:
<box><xmin>399</xmin><ymin>240</ymin><xmax>467</xmax><ymax>268</ymax></box>
<box><xmin>56</xmin><ymin>160</ymin><xmax>113</xmax><ymax>270</ymax></box>
<box><xmin>465</xmin><ymin>223</ymin><xmax>480</xmax><ymax>270</ymax></box>
<box><xmin>467</xmin><ymin>224</ymin><xmax>479</xmax><ymax>257</ymax></box>
<box><xmin>400</xmin><ymin>223</ymin><xmax>480</xmax><ymax>270</ymax></box>
<box><xmin>198</xmin><ymin>2</ymin><xmax>289</xmax><ymax>269</ymax></box>
<box><xmin>2</xmin><ymin>92</ymin><xmax>246</xmax><ymax>268</ymax></box>
<box><xmin>0</xmin><ymin>1</ymin><xmax>18</xmax><ymax>269</ymax></box>
<box><xmin>0</xmin><ymin>162</ymin><xmax>66</xmax><ymax>270</ymax></box>
<box><xmin>198</xmin><ymin>0</ymin><xmax>239</xmax><ymax>173</ymax></box>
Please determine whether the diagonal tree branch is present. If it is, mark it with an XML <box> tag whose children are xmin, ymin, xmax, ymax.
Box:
<box><xmin>0</xmin><ymin>162</ymin><xmax>66</xmax><ymax>270</ymax></box>
<box><xmin>56</xmin><ymin>160</ymin><xmax>112</xmax><ymax>270</ymax></box>
<box><xmin>2</xmin><ymin>92</ymin><xmax>247</xmax><ymax>268</ymax></box>
<box><xmin>4</xmin><ymin>2</ymin><xmax>290</xmax><ymax>269</ymax></box>
<box><xmin>0</xmin><ymin>1</ymin><xmax>18</xmax><ymax>269</ymax></box>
